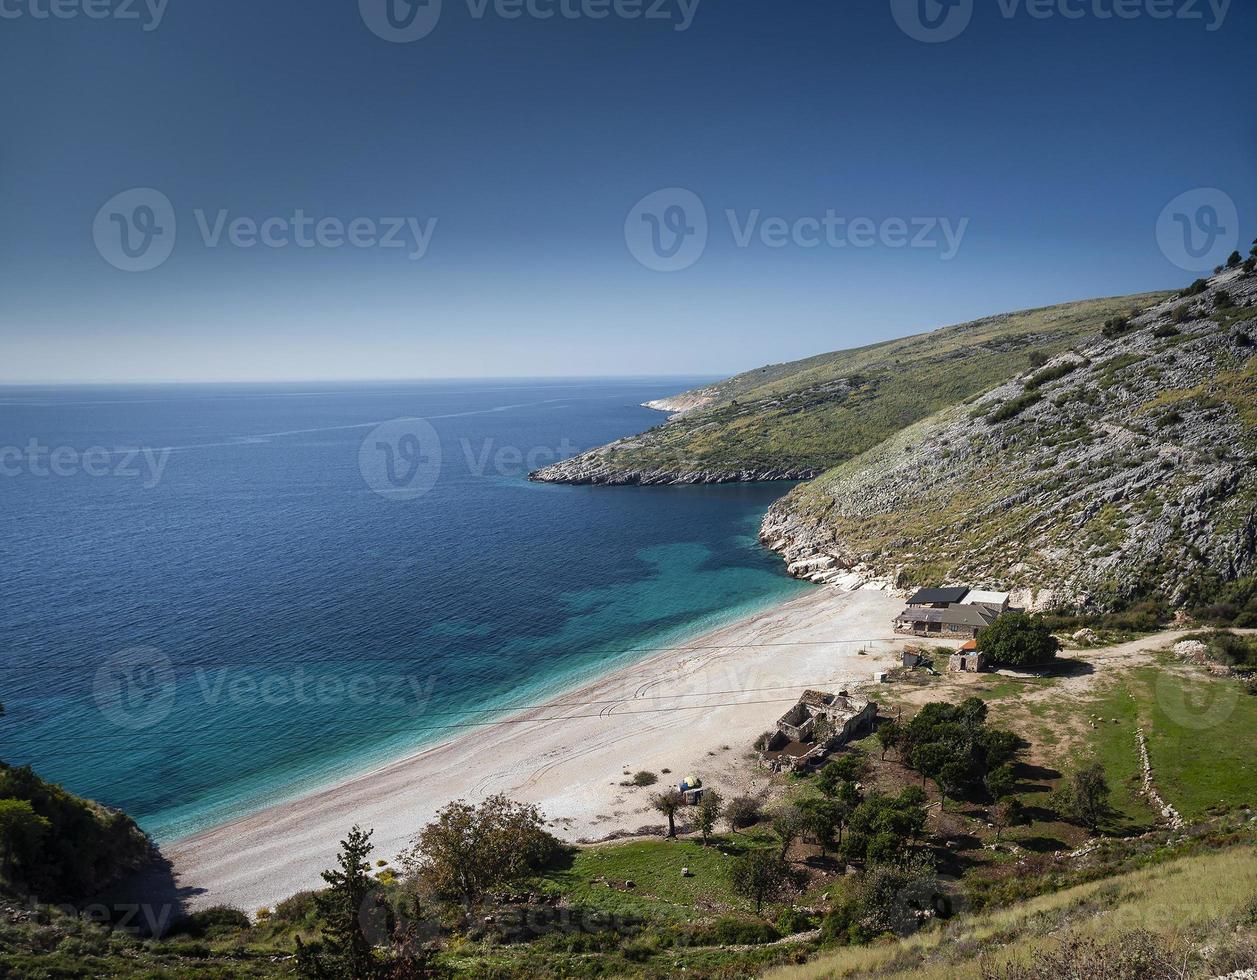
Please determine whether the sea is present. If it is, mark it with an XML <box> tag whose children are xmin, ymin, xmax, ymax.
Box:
<box><xmin>0</xmin><ymin>380</ymin><xmax>808</xmax><ymax>842</ymax></box>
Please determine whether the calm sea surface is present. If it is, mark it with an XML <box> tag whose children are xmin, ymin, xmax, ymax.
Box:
<box><xmin>0</xmin><ymin>380</ymin><xmax>807</xmax><ymax>841</ymax></box>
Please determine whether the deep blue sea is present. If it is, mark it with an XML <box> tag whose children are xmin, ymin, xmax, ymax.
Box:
<box><xmin>0</xmin><ymin>380</ymin><xmax>807</xmax><ymax>841</ymax></box>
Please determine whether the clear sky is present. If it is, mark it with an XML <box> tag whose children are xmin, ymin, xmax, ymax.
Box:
<box><xmin>1</xmin><ymin>0</ymin><xmax>1253</xmax><ymax>382</ymax></box>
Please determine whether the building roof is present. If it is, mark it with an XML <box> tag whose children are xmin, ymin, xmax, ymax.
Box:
<box><xmin>906</xmin><ymin>586</ymin><xmax>970</xmax><ymax>606</ymax></box>
<box><xmin>962</xmin><ymin>590</ymin><xmax>1010</xmax><ymax>607</ymax></box>
<box><xmin>895</xmin><ymin>604</ymin><xmax>1000</xmax><ymax>628</ymax></box>
<box><xmin>960</xmin><ymin>639</ymin><xmax>978</xmax><ymax>651</ymax></box>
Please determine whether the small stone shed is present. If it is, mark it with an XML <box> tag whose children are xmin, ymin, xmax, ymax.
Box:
<box><xmin>949</xmin><ymin>640</ymin><xmax>989</xmax><ymax>673</ymax></box>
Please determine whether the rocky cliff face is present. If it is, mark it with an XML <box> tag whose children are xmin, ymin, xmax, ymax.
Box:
<box><xmin>760</xmin><ymin>270</ymin><xmax>1257</xmax><ymax>610</ymax></box>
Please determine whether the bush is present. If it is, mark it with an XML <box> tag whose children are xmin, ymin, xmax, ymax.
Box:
<box><xmin>977</xmin><ymin>613</ymin><xmax>1060</xmax><ymax>666</ymax></box>
<box><xmin>1025</xmin><ymin>361</ymin><xmax>1079</xmax><ymax>390</ymax></box>
<box><xmin>1227</xmin><ymin>250</ymin><xmax>1243</xmax><ymax>269</ymax></box>
<box><xmin>989</xmin><ymin>392</ymin><xmax>1042</xmax><ymax>423</ymax></box>
<box><xmin>272</xmin><ymin>890</ymin><xmax>320</xmax><ymax>925</ymax></box>
<box><xmin>682</xmin><ymin>916</ymin><xmax>781</xmax><ymax>946</ymax></box>
<box><xmin>1172</xmin><ymin>304</ymin><xmax>1194</xmax><ymax>324</ymax></box>
<box><xmin>1216</xmin><ymin>290</ymin><xmax>1235</xmax><ymax>310</ymax></box>
<box><xmin>166</xmin><ymin>906</ymin><xmax>251</xmax><ymax>940</ymax></box>
<box><xmin>1102</xmin><ymin>316</ymin><xmax>1134</xmax><ymax>339</ymax></box>
<box><xmin>1152</xmin><ymin>324</ymin><xmax>1180</xmax><ymax>339</ymax></box>
<box><xmin>725</xmin><ymin>795</ymin><xmax>762</xmax><ymax>830</ymax></box>
<box><xmin>630</xmin><ymin>771</ymin><xmax>657</xmax><ymax>787</ymax></box>
<box><xmin>1178</xmin><ymin>278</ymin><xmax>1209</xmax><ymax>298</ymax></box>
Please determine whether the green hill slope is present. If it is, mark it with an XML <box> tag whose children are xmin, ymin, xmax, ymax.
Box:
<box><xmin>762</xmin><ymin>270</ymin><xmax>1257</xmax><ymax>608</ymax></box>
<box><xmin>764</xmin><ymin>843</ymin><xmax>1257</xmax><ymax>980</ymax></box>
<box><xmin>531</xmin><ymin>293</ymin><xmax>1168</xmax><ymax>485</ymax></box>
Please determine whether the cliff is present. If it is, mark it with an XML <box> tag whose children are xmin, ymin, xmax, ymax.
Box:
<box><xmin>761</xmin><ymin>270</ymin><xmax>1257</xmax><ymax>610</ymax></box>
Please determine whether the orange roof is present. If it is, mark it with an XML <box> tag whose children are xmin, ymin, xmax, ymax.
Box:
<box><xmin>961</xmin><ymin>639</ymin><xmax>978</xmax><ymax>651</ymax></box>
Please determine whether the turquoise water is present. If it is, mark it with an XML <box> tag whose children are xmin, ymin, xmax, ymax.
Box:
<box><xmin>0</xmin><ymin>380</ymin><xmax>809</xmax><ymax>841</ymax></box>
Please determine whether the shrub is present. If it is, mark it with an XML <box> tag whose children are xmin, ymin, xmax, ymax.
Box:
<box><xmin>1101</xmin><ymin>316</ymin><xmax>1134</xmax><ymax>339</ymax></box>
<box><xmin>272</xmin><ymin>890</ymin><xmax>320</xmax><ymax>925</ymax></box>
<box><xmin>1179</xmin><ymin>278</ymin><xmax>1209</xmax><ymax>298</ymax></box>
<box><xmin>1025</xmin><ymin>361</ymin><xmax>1079</xmax><ymax>389</ymax></box>
<box><xmin>166</xmin><ymin>906</ymin><xmax>251</xmax><ymax>940</ymax></box>
<box><xmin>1172</xmin><ymin>304</ymin><xmax>1193</xmax><ymax>324</ymax></box>
<box><xmin>1227</xmin><ymin>250</ymin><xmax>1243</xmax><ymax>269</ymax></box>
<box><xmin>1152</xmin><ymin>324</ymin><xmax>1180</xmax><ymax>339</ymax></box>
<box><xmin>1027</xmin><ymin>350</ymin><xmax>1049</xmax><ymax>368</ymax></box>
<box><xmin>989</xmin><ymin>392</ymin><xmax>1042</xmax><ymax>423</ymax></box>
<box><xmin>1245</xmin><ymin>257</ymin><xmax>1257</xmax><ymax>274</ymax></box>
<box><xmin>980</xmin><ymin>930</ymin><xmax>1188</xmax><ymax>980</ymax></box>
<box><xmin>724</xmin><ymin>795</ymin><xmax>762</xmax><ymax>830</ymax></box>
<box><xmin>687</xmin><ymin>916</ymin><xmax>781</xmax><ymax>946</ymax></box>
<box><xmin>1215</xmin><ymin>290</ymin><xmax>1235</xmax><ymax>310</ymax></box>
<box><xmin>630</xmin><ymin>771</ymin><xmax>657</xmax><ymax>787</ymax></box>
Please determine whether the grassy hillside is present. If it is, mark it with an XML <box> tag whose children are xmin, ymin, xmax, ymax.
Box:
<box><xmin>532</xmin><ymin>293</ymin><xmax>1168</xmax><ymax>484</ymax></box>
<box><xmin>764</xmin><ymin>269</ymin><xmax>1257</xmax><ymax>606</ymax></box>
<box><xmin>765</xmin><ymin>844</ymin><xmax>1257</xmax><ymax>980</ymax></box>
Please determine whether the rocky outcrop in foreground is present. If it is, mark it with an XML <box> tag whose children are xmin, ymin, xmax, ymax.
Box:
<box><xmin>759</xmin><ymin>270</ymin><xmax>1257</xmax><ymax>610</ymax></box>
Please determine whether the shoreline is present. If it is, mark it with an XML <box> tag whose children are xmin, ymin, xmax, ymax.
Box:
<box><xmin>158</xmin><ymin>586</ymin><xmax>904</xmax><ymax>914</ymax></box>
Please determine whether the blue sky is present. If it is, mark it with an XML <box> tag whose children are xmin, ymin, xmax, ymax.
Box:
<box><xmin>0</xmin><ymin>0</ymin><xmax>1253</xmax><ymax>382</ymax></box>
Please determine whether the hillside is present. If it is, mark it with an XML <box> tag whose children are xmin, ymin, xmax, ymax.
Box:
<box><xmin>531</xmin><ymin>293</ymin><xmax>1168</xmax><ymax>485</ymax></box>
<box><xmin>766</xmin><ymin>844</ymin><xmax>1257</xmax><ymax>980</ymax></box>
<box><xmin>762</xmin><ymin>270</ymin><xmax>1257</xmax><ymax>609</ymax></box>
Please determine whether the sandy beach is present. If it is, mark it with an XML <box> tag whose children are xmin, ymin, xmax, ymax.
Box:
<box><xmin>163</xmin><ymin>587</ymin><xmax>904</xmax><ymax>913</ymax></box>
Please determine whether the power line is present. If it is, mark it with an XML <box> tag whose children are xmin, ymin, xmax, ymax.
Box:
<box><xmin>0</xmin><ymin>693</ymin><xmax>837</xmax><ymax>761</ymax></box>
<box><xmin>0</xmin><ymin>637</ymin><xmax>900</xmax><ymax>677</ymax></box>
<box><xmin>0</xmin><ymin>671</ymin><xmax>895</xmax><ymax>750</ymax></box>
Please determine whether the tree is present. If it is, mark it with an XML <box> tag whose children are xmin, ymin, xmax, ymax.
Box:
<box><xmin>651</xmin><ymin>790</ymin><xmax>684</xmax><ymax>839</ymax></box>
<box><xmin>0</xmin><ymin>798</ymin><xmax>50</xmax><ymax>884</ymax></box>
<box><xmin>771</xmin><ymin>803</ymin><xmax>808</xmax><ymax>859</ymax></box>
<box><xmin>1227</xmin><ymin>250</ymin><xmax>1243</xmax><ymax>269</ymax></box>
<box><xmin>729</xmin><ymin>850</ymin><xmax>791</xmax><ymax>914</ymax></box>
<box><xmin>1057</xmin><ymin>763</ymin><xmax>1112</xmax><ymax>832</ymax></box>
<box><xmin>991</xmin><ymin>797</ymin><xmax>1024</xmax><ymax>842</ymax></box>
<box><xmin>875</xmin><ymin>720</ymin><xmax>901</xmax><ymax>760</ymax></box>
<box><xmin>403</xmin><ymin>795</ymin><xmax>558</xmax><ymax>917</ymax></box>
<box><xmin>817</xmin><ymin>756</ymin><xmax>867</xmax><ymax>798</ymax></box>
<box><xmin>299</xmin><ymin>825</ymin><xmax>380</xmax><ymax>980</ymax></box>
<box><xmin>977</xmin><ymin>613</ymin><xmax>1060</xmax><ymax>667</ymax></box>
<box><xmin>696</xmin><ymin>789</ymin><xmax>722</xmax><ymax>845</ymax></box>
<box><xmin>797</xmin><ymin>797</ymin><xmax>840</xmax><ymax>855</ymax></box>
<box><xmin>984</xmin><ymin>762</ymin><xmax>1018</xmax><ymax>802</ymax></box>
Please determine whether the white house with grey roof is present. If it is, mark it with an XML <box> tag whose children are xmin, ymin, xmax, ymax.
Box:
<box><xmin>893</xmin><ymin>585</ymin><xmax>1017</xmax><ymax>638</ymax></box>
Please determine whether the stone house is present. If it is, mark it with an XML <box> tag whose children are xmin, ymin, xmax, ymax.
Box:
<box><xmin>758</xmin><ymin>690</ymin><xmax>877</xmax><ymax>772</ymax></box>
